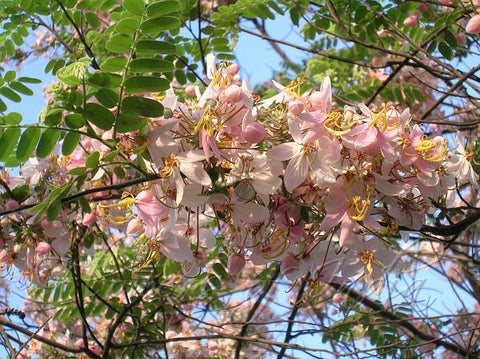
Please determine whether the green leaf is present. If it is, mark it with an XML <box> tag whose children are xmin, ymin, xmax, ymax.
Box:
<box><xmin>146</xmin><ymin>0</ymin><xmax>182</xmax><ymax>17</ymax></box>
<box><xmin>16</xmin><ymin>127</ymin><xmax>41</xmax><ymax>162</ymax></box>
<box><xmin>4</xmin><ymin>70</ymin><xmax>16</xmax><ymax>82</ymax></box>
<box><xmin>65</xmin><ymin>113</ymin><xmax>85</xmax><ymax>128</ymax></box>
<box><xmin>86</xmin><ymin>151</ymin><xmax>100</xmax><ymax>168</ymax></box>
<box><xmin>116</xmin><ymin>114</ymin><xmax>147</xmax><ymax>133</ymax></box>
<box><xmin>88</xmin><ymin>71</ymin><xmax>122</xmax><ymax>88</ymax></box>
<box><xmin>0</xmin><ymin>98</ymin><xmax>6</xmax><ymax>112</ymax></box>
<box><xmin>3</xmin><ymin>112</ymin><xmax>22</xmax><ymax>125</ymax></box>
<box><xmin>438</xmin><ymin>42</ymin><xmax>453</xmax><ymax>61</ymax></box>
<box><xmin>57</xmin><ymin>58</ymin><xmax>90</xmax><ymax>85</ymax></box>
<box><xmin>106</xmin><ymin>34</ymin><xmax>132</xmax><ymax>53</ymax></box>
<box><xmin>101</xmin><ymin>57</ymin><xmax>128</xmax><ymax>72</ymax></box>
<box><xmin>124</xmin><ymin>76</ymin><xmax>170</xmax><ymax>93</ymax></box>
<box><xmin>123</xmin><ymin>0</ymin><xmax>145</xmax><ymax>16</ymax></box>
<box><xmin>135</xmin><ymin>40</ymin><xmax>176</xmax><ymax>54</ymax></box>
<box><xmin>44</xmin><ymin>108</ymin><xmax>63</xmax><ymax>126</ymax></box>
<box><xmin>85</xmin><ymin>103</ymin><xmax>115</xmax><ymax>130</ymax></box>
<box><xmin>122</xmin><ymin>96</ymin><xmax>164</xmax><ymax>117</ymax></box>
<box><xmin>0</xmin><ymin>127</ymin><xmax>21</xmax><ymax>161</ymax></box>
<box><xmin>17</xmin><ymin>76</ymin><xmax>42</xmax><ymax>84</ymax></box>
<box><xmin>95</xmin><ymin>88</ymin><xmax>119</xmax><ymax>108</ymax></box>
<box><xmin>129</xmin><ymin>58</ymin><xmax>174</xmax><ymax>73</ymax></box>
<box><xmin>0</xmin><ymin>87</ymin><xmax>22</xmax><ymax>102</ymax></box>
<box><xmin>116</xmin><ymin>17</ymin><xmax>140</xmax><ymax>35</ymax></box>
<box><xmin>9</xmin><ymin>81</ymin><xmax>34</xmax><ymax>96</ymax></box>
<box><xmin>46</xmin><ymin>199</ymin><xmax>61</xmax><ymax>221</ymax></box>
<box><xmin>85</xmin><ymin>12</ymin><xmax>100</xmax><ymax>28</ymax></box>
<box><xmin>62</xmin><ymin>131</ymin><xmax>81</xmax><ymax>156</ymax></box>
<box><xmin>140</xmin><ymin>16</ymin><xmax>181</xmax><ymax>36</ymax></box>
<box><xmin>36</xmin><ymin>128</ymin><xmax>61</xmax><ymax>158</ymax></box>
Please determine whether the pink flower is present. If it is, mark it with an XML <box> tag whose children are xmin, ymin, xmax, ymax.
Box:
<box><xmin>404</xmin><ymin>14</ymin><xmax>419</xmax><ymax>27</ymax></box>
<box><xmin>35</xmin><ymin>242</ymin><xmax>51</xmax><ymax>255</ymax></box>
<box><xmin>280</xmin><ymin>253</ymin><xmax>299</xmax><ymax>275</ymax></box>
<box><xmin>466</xmin><ymin>14</ymin><xmax>480</xmax><ymax>34</ymax></box>
<box><xmin>456</xmin><ymin>32</ymin><xmax>467</xmax><ymax>46</ymax></box>
<box><xmin>227</xmin><ymin>253</ymin><xmax>245</xmax><ymax>275</ymax></box>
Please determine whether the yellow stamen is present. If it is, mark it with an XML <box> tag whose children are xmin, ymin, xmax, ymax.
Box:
<box><xmin>324</xmin><ymin>109</ymin><xmax>357</xmax><ymax>136</ymax></box>
<box><xmin>160</xmin><ymin>154</ymin><xmax>178</xmax><ymax>178</ymax></box>
<box><xmin>369</xmin><ymin>104</ymin><xmax>399</xmax><ymax>132</ymax></box>
<box><xmin>414</xmin><ymin>136</ymin><xmax>447</xmax><ymax>162</ymax></box>
<box><xmin>348</xmin><ymin>195</ymin><xmax>370</xmax><ymax>221</ymax></box>
<box><xmin>360</xmin><ymin>250</ymin><xmax>374</xmax><ymax>274</ymax></box>
<box><xmin>97</xmin><ymin>193</ymin><xmax>135</xmax><ymax>225</ymax></box>
<box><xmin>261</xmin><ymin>229</ymin><xmax>289</xmax><ymax>259</ymax></box>
<box><xmin>194</xmin><ymin>106</ymin><xmax>219</xmax><ymax>136</ymax></box>
<box><xmin>284</xmin><ymin>78</ymin><xmax>305</xmax><ymax>99</ymax></box>
<box><xmin>211</xmin><ymin>62</ymin><xmax>232</xmax><ymax>88</ymax></box>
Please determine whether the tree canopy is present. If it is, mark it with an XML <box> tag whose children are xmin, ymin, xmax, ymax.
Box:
<box><xmin>0</xmin><ymin>0</ymin><xmax>480</xmax><ymax>358</ymax></box>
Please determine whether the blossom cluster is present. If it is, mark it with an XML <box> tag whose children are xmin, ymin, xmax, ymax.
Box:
<box><xmin>0</xmin><ymin>55</ymin><xmax>478</xmax><ymax>296</ymax></box>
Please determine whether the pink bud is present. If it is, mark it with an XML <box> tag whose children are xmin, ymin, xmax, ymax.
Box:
<box><xmin>74</xmin><ymin>339</ymin><xmax>83</xmax><ymax>347</ymax></box>
<box><xmin>225</xmin><ymin>85</ymin><xmax>245</xmax><ymax>103</ymax></box>
<box><xmin>287</xmin><ymin>100</ymin><xmax>304</xmax><ymax>115</ymax></box>
<box><xmin>88</xmin><ymin>345</ymin><xmax>102</xmax><ymax>356</ymax></box>
<box><xmin>82</xmin><ymin>212</ymin><xmax>96</xmax><ymax>227</ymax></box>
<box><xmin>332</xmin><ymin>293</ymin><xmax>344</xmax><ymax>304</ymax></box>
<box><xmin>280</xmin><ymin>253</ymin><xmax>299</xmax><ymax>275</ymax></box>
<box><xmin>243</xmin><ymin>123</ymin><xmax>266</xmax><ymax>144</ymax></box>
<box><xmin>207</xmin><ymin>341</ymin><xmax>219</xmax><ymax>351</ymax></box>
<box><xmin>456</xmin><ymin>32</ymin><xmax>467</xmax><ymax>46</ymax></box>
<box><xmin>126</xmin><ymin>217</ymin><xmax>143</xmax><ymax>235</ymax></box>
<box><xmin>440</xmin><ymin>0</ymin><xmax>452</xmax><ymax>4</ymax></box>
<box><xmin>417</xmin><ymin>3</ymin><xmax>428</xmax><ymax>12</ymax></box>
<box><xmin>0</xmin><ymin>250</ymin><xmax>11</xmax><ymax>263</ymax></box>
<box><xmin>35</xmin><ymin>242</ymin><xmax>51</xmax><ymax>255</ymax></box>
<box><xmin>229</xmin><ymin>63</ymin><xmax>239</xmax><ymax>75</ymax></box>
<box><xmin>404</xmin><ymin>14</ymin><xmax>419</xmax><ymax>27</ymax></box>
<box><xmin>185</xmin><ymin>85</ymin><xmax>196</xmax><ymax>96</ymax></box>
<box><xmin>227</xmin><ymin>253</ymin><xmax>245</xmax><ymax>276</ymax></box>
<box><xmin>466</xmin><ymin>15</ymin><xmax>480</xmax><ymax>34</ymax></box>
<box><xmin>377</xmin><ymin>29</ymin><xmax>388</xmax><ymax>38</ymax></box>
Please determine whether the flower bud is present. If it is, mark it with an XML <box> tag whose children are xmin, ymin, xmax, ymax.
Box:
<box><xmin>456</xmin><ymin>32</ymin><xmax>466</xmax><ymax>46</ymax></box>
<box><xmin>185</xmin><ymin>85</ymin><xmax>196</xmax><ymax>96</ymax></box>
<box><xmin>332</xmin><ymin>293</ymin><xmax>344</xmax><ymax>304</ymax></box>
<box><xmin>287</xmin><ymin>100</ymin><xmax>304</xmax><ymax>115</ymax></box>
<box><xmin>417</xmin><ymin>3</ymin><xmax>428</xmax><ymax>12</ymax></box>
<box><xmin>227</xmin><ymin>253</ymin><xmax>245</xmax><ymax>276</ymax></box>
<box><xmin>440</xmin><ymin>0</ymin><xmax>452</xmax><ymax>4</ymax></box>
<box><xmin>74</xmin><ymin>339</ymin><xmax>83</xmax><ymax>347</ymax></box>
<box><xmin>280</xmin><ymin>253</ymin><xmax>299</xmax><ymax>275</ymax></box>
<box><xmin>229</xmin><ymin>63</ymin><xmax>240</xmax><ymax>75</ymax></box>
<box><xmin>126</xmin><ymin>217</ymin><xmax>143</xmax><ymax>235</ymax></box>
<box><xmin>35</xmin><ymin>242</ymin><xmax>51</xmax><ymax>255</ymax></box>
<box><xmin>466</xmin><ymin>15</ymin><xmax>480</xmax><ymax>34</ymax></box>
<box><xmin>207</xmin><ymin>341</ymin><xmax>219</xmax><ymax>351</ymax></box>
<box><xmin>82</xmin><ymin>212</ymin><xmax>96</xmax><ymax>227</ymax></box>
<box><xmin>377</xmin><ymin>29</ymin><xmax>388</xmax><ymax>38</ymax></box>
<box><xmin>243</xmin><ymin>123</ymin><xmax>266</xmax><ymax>144</ymax></box>
<box><xmin>0</xmin><ymin>250</ymin><xmax>11</xmax><ymax>263</ymax></box>
<box><xmin>404</xmin><ymin>14</ymin><xmax>419</xmax><ymax>27</ymax></box>
<box><xmin>225</xmin><ymin>85</ymin><xmax>245</xmax><ymax>103</ymax></box>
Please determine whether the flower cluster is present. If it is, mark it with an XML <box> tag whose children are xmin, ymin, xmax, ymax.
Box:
<box><xmin>0</xmin><ymin>55</ymin><xmax>478</xmax><ymax>296</ymax></box>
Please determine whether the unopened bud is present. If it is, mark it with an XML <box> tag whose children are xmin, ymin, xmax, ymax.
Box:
<box><xmin>227</xmin><ymin>253</ymin><xmax>245</xmax><ymax>276</ymax></box>
<box><xmin>35</xmin><ymin>242</ymin><xmax>51</xmax><ymax>255</ymax></box>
